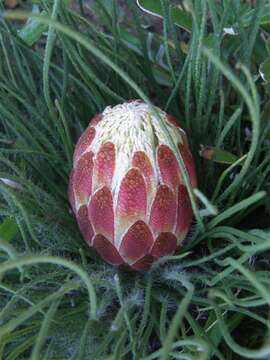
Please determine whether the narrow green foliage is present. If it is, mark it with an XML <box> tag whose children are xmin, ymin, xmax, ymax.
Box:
<box><xmin>0</xmin><ymin>0</ymin><xmax>269</xmax><ymax>359</ymax></box>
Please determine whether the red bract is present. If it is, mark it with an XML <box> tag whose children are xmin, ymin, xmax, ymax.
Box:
<box><xmin>68</xmin><ymin>100</ymin><xmax>197</xmax><ymax>271</ymax></box>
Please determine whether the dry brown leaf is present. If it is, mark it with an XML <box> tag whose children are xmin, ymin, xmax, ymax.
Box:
<box><xmin>4</xmin><ymin>0</ymin><xmax>18</xmax><ymax>9</ymax></box>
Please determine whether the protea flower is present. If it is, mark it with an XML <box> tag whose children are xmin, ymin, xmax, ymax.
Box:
<box><xmin>68</xmin><ymin>100</ymin><xmax>197</xmax><ymax>271</ymax></box>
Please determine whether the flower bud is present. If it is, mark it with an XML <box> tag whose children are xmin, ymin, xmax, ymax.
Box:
<box><xmin>68</xmin><ymin>100</ymin><xmax>197</xmax><ymax>270</ymax></box>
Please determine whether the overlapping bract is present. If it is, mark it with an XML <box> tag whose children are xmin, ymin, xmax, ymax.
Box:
<box><xmin>68</xmin><ymin>100</ymin><xmax>197</xmax><ymax>270</ymax></box>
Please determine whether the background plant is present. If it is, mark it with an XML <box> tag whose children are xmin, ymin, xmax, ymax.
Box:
<box><xmin>0</xmin><ymin>0</ymin><xmax>270</xmax><ymax>359</ymax></box>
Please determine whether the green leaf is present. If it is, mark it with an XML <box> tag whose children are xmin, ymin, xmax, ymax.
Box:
<box><xmin>266</xmin><ymin>38</ymin><xmax>270</xmax><ymax>56</ymax></box>
<box><xmin>0</xmin><ymin>217</ymin><xmax>18</xmax><ymax>242</ymax></box>
<box><xmin>137</xmin><ymin>0</ymin><xmax>192</xmax><ymax>32</ymax></box>
<box><xmin>260</xmin><ymin>58</ymin><xmax>270</xmax><ymax>83</ymax></box>
<box><xmin>18</xmin><ymin>11</ymin><xmax>48</xmax><ymax>46</ymax></box>
<box><xmin>260</xmin><ymin>5</ymin><xmax>270</xmax><ymax>32</ymax></box>
<box><xmin>117</xmin><ymin>26</ymin><xmax>141</xmax><ymax>50</ymax></box>
<box><xmin>200</xmin><ymin>146</ymin><xmax>239</xmax><ymax>165</ymax></box>
<box><xmin>249</xmin><ymin>229</ymin><xmax>270</xmax><ymax>240</ymax></box>
<box><xmin>203</xmin><ymin>34</ymin><xmax>216</xmax><ymax>50</ymax></box>
<box><xmin>224</xmin><ymin>3</ymin><xmax>270</xmax><ymax>33</ymax></box>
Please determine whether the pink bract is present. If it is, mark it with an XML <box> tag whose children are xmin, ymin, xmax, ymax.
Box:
<box><xmin>68</xmin><ymin>100</ymin><xmax>197</xmax><ymax>271</ymax></box>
